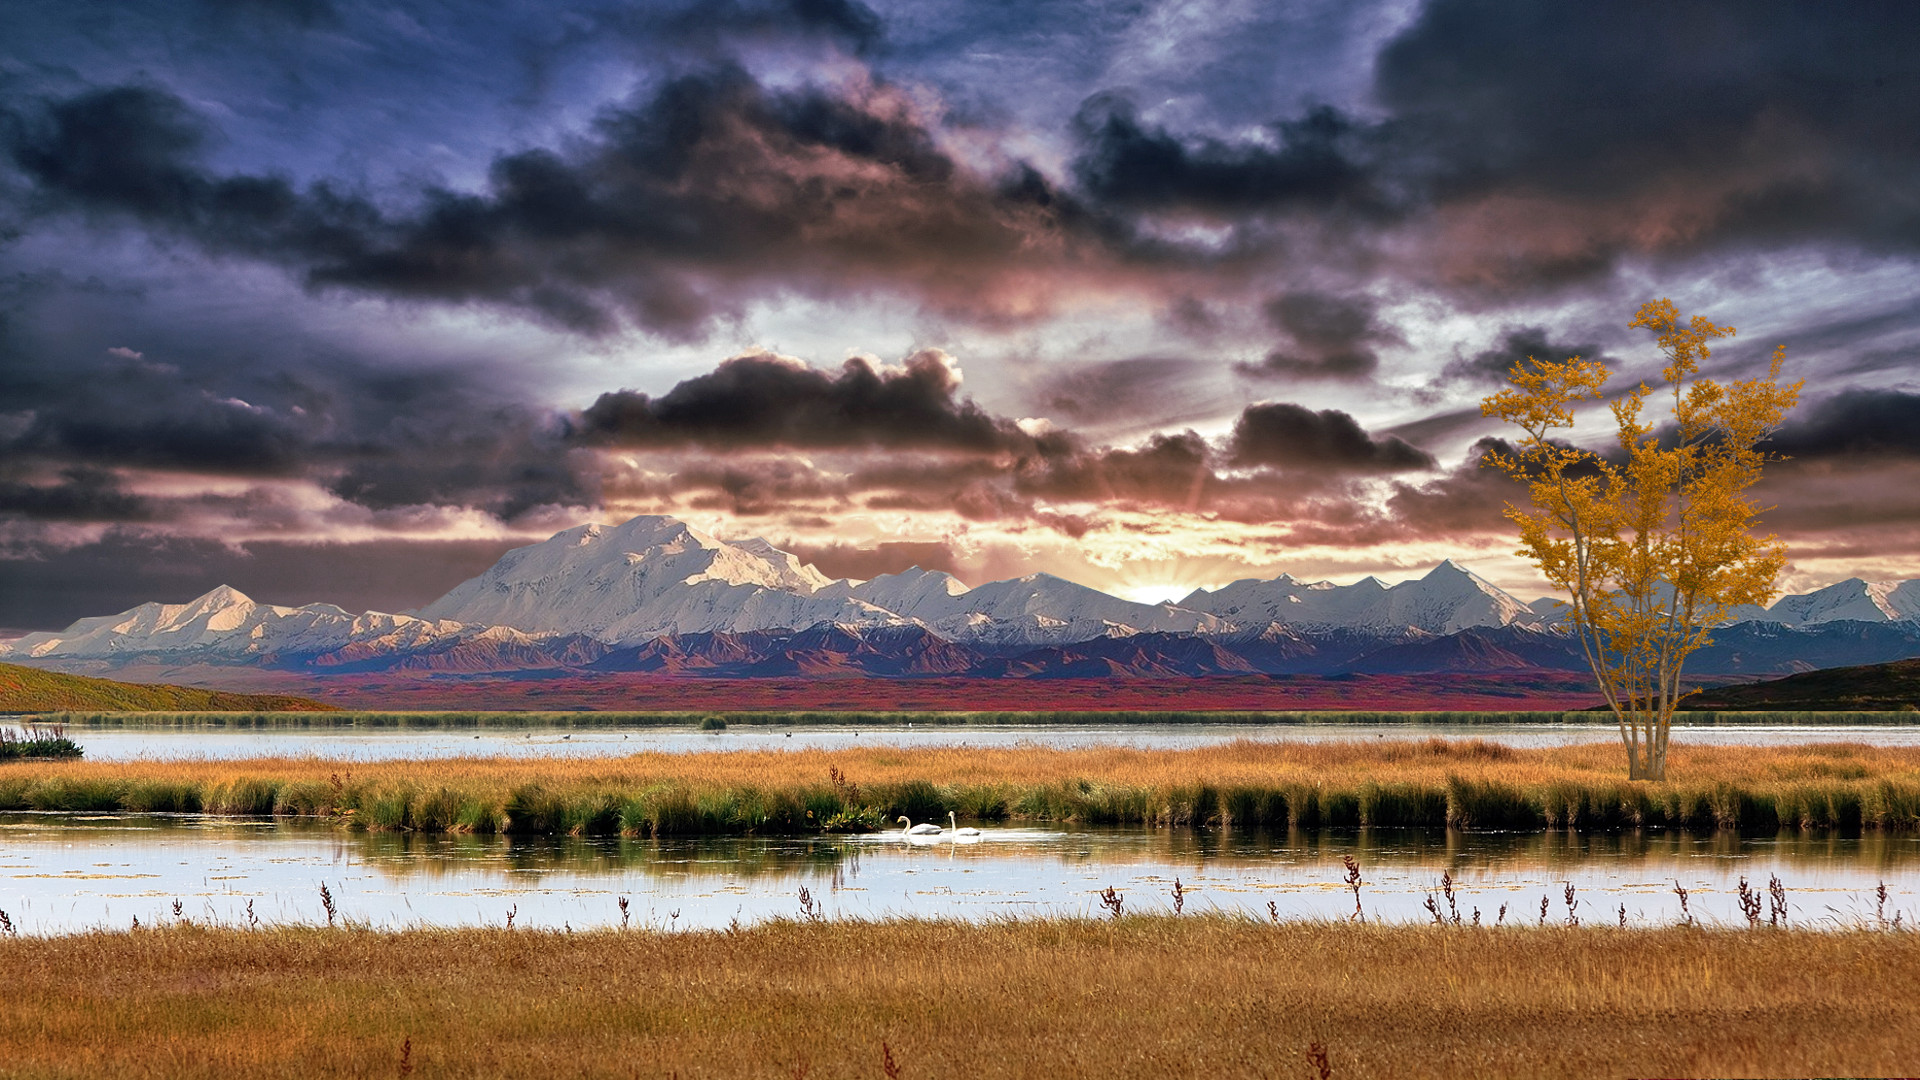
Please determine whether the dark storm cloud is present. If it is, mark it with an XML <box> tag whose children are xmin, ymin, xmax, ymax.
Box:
<box><xmin>576</xmin><ymin>349</ymin><xmax>1029</xmax><ymax>452</ymax></box>
<box><xmin>1053</xmin><ymin>2</ymin><xmax>1920</xmax><ymax>298</ymax></box>
<box><xmin>0</xmin><ymin>532</ymin><xmax>519</xmax><ymax>631</ymax></box>
<box><xmin>671</xmin><ymin>458</ymin><xmax>848</xmax><ymax>516</ymax></box>
<box><xmin>1070</xmin><ymin>95</ymin><xmax>1387</xmax><ymax>217</ymax></box>
<box><xmin>0</xmin><ymin>329</ymin><xmax>597</xmax><ymax>525</ymax></box>
<box><xmin>323</xmin><ymin>402</ymin><xmax>594</xmax><ymax>521</ymax></box>
<box><xmin>0</xmin><ymin>468</ymin><xmax>153</xmax><ymax>523</ymax></box>
<box><xmin>9</xmin><ymin>4</ymin><xmax>1919</xmax><ymax>339</ymax></box>
<box><xmin>2</xmin><ymin>337</ymin><xmax>1438</xmax><ymax>554</ymax></box>
<box><xmin>1384</xmin><ymin>437</ymin><xmax>1522</xmax><ymax>536</ymax></box>
<box><xmin>1226</xmin><ymin>402</ymin><xmax>1435</xmax><ymax>473</ymax></box>
<box><xmin>1237</xmin><ymin>290</ymin><xmax>1402</xmax><ymax>381</ymax></box>
<box><xmin>1440</xmin><ymin>326</ymin><xmax>1612</xmax><ymax>385</ymax></box>
<box><xmin>1767</xmin><ymin>390</ymin><xmax>1920</xmax><ymax>460</ymax></box>
<box><xmin>570</xmin><ymin>348</ymin><xmax>1442</xmax><ymax>533</ymax></box>
<box><xmin>1016</xmin><ymin>431</ymin><xmax>1214</xmax><ymax>507</ymax></box>
<box><xmin>11</xmin><ymin>389</ymin><xmax>306</xmax><ymax>476</ymax></box>
<box><xmin>6</xmin><ymin>87</ymin><xmax>238</xmax><ymax>228</ymax></box>
<box><xmin>4</xmin><ymin>0</ymin><xmax>1918</xmax><ymax>628</ymax></box>
<box><xmin>1368</xmin><ymin>0</ymin><xmax>1920</xmax><ymax>287</ymax></box>
<box><xmin>1379</xmin><ymin>0</ymin><xmax>1920</xmax><ymax>208</ymax></box>
<box><xmin>4</xmin><ymin>69</ymin><xmax>1073</xmax><ymax>338</ymax></box>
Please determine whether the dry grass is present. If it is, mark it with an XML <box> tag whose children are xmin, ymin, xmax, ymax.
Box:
<box><xmin>0</xmin><ymin>919</ymin><xmax>1914</xmax><ymax>1078</ymax></box>
<box><xmin>6</xmin><ymin>738</ymin><xmax>1920</xmax><ymax>832</ymax></box>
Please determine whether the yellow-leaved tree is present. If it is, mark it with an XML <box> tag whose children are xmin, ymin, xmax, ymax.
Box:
<box><xmin>1481</xmin><ymin>300</ymin><xmax>1802</xmax><ymax>780</ymax></box>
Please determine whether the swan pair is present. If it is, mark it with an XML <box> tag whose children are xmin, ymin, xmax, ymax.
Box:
<box><xmin>896</xmin><ymin>813</ymin><xmax>983</xmax><ymax>839</ymax></box>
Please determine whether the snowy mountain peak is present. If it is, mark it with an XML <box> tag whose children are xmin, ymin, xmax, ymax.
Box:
<box><xmin>1178</xmin><ymin>563</ymin><xmax>1537</xmax><ymax>634</ymax></box>
<box><xmin>193</xmin><ymin>583</ymin><xmax>254</xmax><ymax>609</ymax></box>
<box><xmin>416</xmin><ymin>514</ymin><xmax>854</xmax><ymax>640</ymax></box>
<box><xmin>845</xmin><ymin>567</ymin><xmax>973</xmax><ymax>612</ymax></box>
<box><xmin>1755</xmin><ymin>577</ymin><xmax>1920</xmax><ymax>627</ymax></box>
<box><xmin>0</xmin><ymin>584</ymin><xmax>461</xmax><ymax>663</ymax></box>
<box><xmin>9</xmin><ymin>509</ymin><xmax>1917</xmax><ymax>671</ymax></box>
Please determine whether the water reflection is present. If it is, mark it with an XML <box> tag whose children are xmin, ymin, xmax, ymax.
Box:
<box><xmin>331</xmin><ymin>826</ymin><xmax>1920</xmax><ymax>881</ymax></box>
<box><xmin>3</xmin><ymin>812</ymin><xmax>1917</xmax><ymax>934</ymax></box>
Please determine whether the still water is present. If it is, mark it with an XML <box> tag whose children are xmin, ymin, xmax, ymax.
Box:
<box><xmin>3</xmin><ymin>813</ymin><xmax>1915</xmax><ymax>935</ymax></box>
<box><xmin>56</xmin><ymin>723</ymin><xmax>1920</xmax><ymax>761</ymax></box>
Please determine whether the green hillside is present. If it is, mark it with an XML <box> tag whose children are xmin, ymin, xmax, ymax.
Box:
<box><xmin>1684</xmin><ymin>657</ymin><xmax>1920</xmax><ymax>712</ymax></box>
<box><xmin>0</xmin><ymin>663</ymin><xmax>336</xmax><ymax>713</ymax></box>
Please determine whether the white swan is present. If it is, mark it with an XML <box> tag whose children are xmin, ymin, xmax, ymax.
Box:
<box><xmin>898</xmin><ymin>815</ymin><xmax>942</xmax><ymax>836</ymax></box>
<box><xmin>948</xmin><ymin>812</ymin><xmax>982</xmax><ymax>839</ymax></box>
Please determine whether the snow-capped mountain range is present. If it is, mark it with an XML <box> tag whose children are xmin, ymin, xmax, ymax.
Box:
<box><xmin>4</xmin><ymin>513</ymin><xmax>1918</xmax><ymax>676</ymax></box>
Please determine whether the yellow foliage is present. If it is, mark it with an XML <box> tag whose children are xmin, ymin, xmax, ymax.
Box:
<box><xmin>1481</xmin><ymin>300</ymin><xmax>1802</xmax><ymax>780</ymax></box>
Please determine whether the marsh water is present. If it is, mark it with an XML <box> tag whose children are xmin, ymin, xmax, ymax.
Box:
<box><xmin>10</xmin><ymin>723</ymin><xmax>1920</xmax><ymax>934</ymax></box>
<box><xmin>3</xmin><ymin>812</ymin><xmax>1916</xmax><ymax>935</ymax></box>
<box><xmin>51</xmin><ymin>722</ymin><xmax>1920</xmax><ymax>761</ymax></box>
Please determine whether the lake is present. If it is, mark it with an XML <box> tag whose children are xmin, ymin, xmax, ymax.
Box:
<box><xmin>47</xmin><ymin>721</ymin><xmax>1920</xmax><ymax>761</ymax></box>
<box><xmin>2</xmin><ymin>812</ymin><xmax>1913</xmax><ymax>935</ymax></box>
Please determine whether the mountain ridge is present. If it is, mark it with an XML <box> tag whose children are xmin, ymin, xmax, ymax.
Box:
<box><xmin>0</xmin><ymin>662</ymin><xmax>336</xmax><ymax>713</ymax></box>
<box><xmin>5</xmin><ymin>513</ymin><xmax>1920</xmax><ymax>680</ymax></box>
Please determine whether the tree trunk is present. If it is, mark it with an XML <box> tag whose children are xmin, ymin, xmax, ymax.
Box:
<box><xmin>1622</xmin><ymin>716</ymin><xmax>1668</xmax><ymax>781</ymax></box>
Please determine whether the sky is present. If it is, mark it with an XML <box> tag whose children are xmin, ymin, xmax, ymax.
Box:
<box><xmin>3</xmin><ymin>0</ymin><xmax>1920</xmax><ymax>632</ymax></box>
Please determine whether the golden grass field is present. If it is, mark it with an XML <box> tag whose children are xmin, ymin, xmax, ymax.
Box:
<box><xmin>0</xmin><ymin>919</ymin><xmax>1914</xmax><ymax>1078</ymax></box>
<box><xmin>5</xmin><ymin>738</ymin><xmax>1920</xmax><ymax>832</ymax></box>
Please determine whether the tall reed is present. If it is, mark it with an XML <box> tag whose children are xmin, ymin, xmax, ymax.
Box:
<box><xmin>6</xmin><ymin>738</ymin><xmax>1920</xmax><ymax>834</ymax></box>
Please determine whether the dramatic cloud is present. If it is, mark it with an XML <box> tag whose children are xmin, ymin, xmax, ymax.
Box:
<box><xmin>1767</xmin><ymin>390</ymin><xmax>1920</xmax><ymax>461</ymax></box>
<box><xmin>1069</xmin><ymin>95</ymin><xmax>1388</xmax><ymax>218</ymax></box>
<box><xmin>1016</xmin><ymin>431</ymin><xmax>1214</xmax><ymax>508</ymax></box>
<box><xmin>9</xmin><ymin>387</ymin><xmax>308</xmax><ymax>477</ymax></box>
<box><xmin>573</xmin><ymin>351</ymin><xmax>1439</xmax><ymax>531</ymax></box>
<box><xmin>1226</xmin><ymin>402</ymin><xmax>1435</xmax><ymax>473</ymax></box>
<box><xmin>1371</xmin><ymin>0</ymin><xmax>1920</xmax><ymax>290</ymax></box>
<box><xmin>1440</xmin><ymin>326</ymin><xmax>1612</xmax><ymax>386</ymax></box>
<box><xmin>0</xmin><ymin>341</ymin><xmax>598</xmax><ymax>532</ymax></box>
<box><xmin>1383</xmin><ymin>437</ymin><xmax>1525</xmax><ymax>535</ymax></box>
<box><xmin>0</xmin><ymin>467</ymin><xmax>153</xmax><ymax>524</ymax></box>
<box><xmin>4</xmin><ymin>71</ymin><xmax>1078</xmax><ymax>338</ymax></box>
<box><xmin>575</xmin><ymin>348</ymin><xmax>1027</xmax><ymax>452</ymax></box>
<box><xmin>9</xmin><ymin>4</ymin><xmax>1917</xmax><ymax>334</ymax></box>
<box><xmin>1237</xmin><ymin>290</ymin><xmax>1402</xmax><ymax>381</ymax></box>
<box><xmin>0</xmin><ymin>532</ymin><xmax>520</xmax><ymax>632</ymax></box>
<box><xmin>3</xmin><ymin>1</ymin><xmax>1918</xmax><ymax>628</ymax></box>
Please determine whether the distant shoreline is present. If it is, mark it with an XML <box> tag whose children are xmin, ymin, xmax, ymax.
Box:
<box><xmin>23</xmin><ymin>707</ymin><xmax>1920</xmax><ymax>728</ymax></box>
